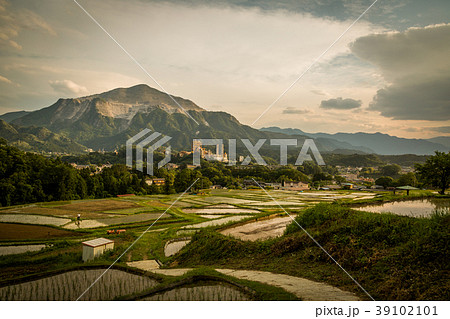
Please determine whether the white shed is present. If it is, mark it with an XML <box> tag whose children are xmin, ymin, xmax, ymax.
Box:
<box><xmin>82</xmin><ymin>238</ymin><xmax>114</xmax><ymax>262</ymax></box>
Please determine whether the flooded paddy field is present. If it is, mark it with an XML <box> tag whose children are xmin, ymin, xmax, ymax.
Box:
<box><xmin>1</xmin><ymin>206</ymin><xmax>114</xmax><ymax>219</ymax></box>
<box><xmin>356</xmin><ymin>198</ymin><xmax>450</xmax><ymax>217</ymax></box>
<box><xmin>0</xmin><ymin>244</ymin><xmax>46</xmax><ymax>256</ymax></box>
<box><xmin>182</xmin><ymin>215</ymin><xmax>252</xmax><ymax>229</ymax></box>
<box><xmin>140</xmin><ymin>284</ymin><xmax>250</xmax><ymax>301</ymax></box>
<box><xmin>63</xmin><ymin>212</ymin><xmax>172</xmax><ymax>229</ymax></box>
<box><xmin>55</xmin><ymin>199</ymin><xmax>140</xmax><ymax>212</ymax></box>
<box><xmin>220</xmin><ymin>215</ymin><xmax>295</xmax><ymax>241</ymax></box>
<box><xmin>164</xmin><ymin>239</ymin><xmax>191</xmax><ymax>257</ymax></box>
<box><xmin>1</xmin><ymin>199</ymin><xmax>143</xmax><ymax>219</ymax></box>
<box><xmin>0</xmin><ymin>269</ymin><xmax>158</xmax><ymax>301</ymax></box>
<box><xmin>183</xmin><ymin>207</ymin><xmax>260</xmax><ymax>215</ymax></box>
<box><xmin>0</xmin><ymin>214</ymin><xmax>70</xmax><ymax>226</ymax></box>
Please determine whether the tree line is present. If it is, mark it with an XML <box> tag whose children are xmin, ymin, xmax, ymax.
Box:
<box><xmin>1</xmin><ymin>139</ymin><xmax>448</xmax><ymax>207</ymax></box>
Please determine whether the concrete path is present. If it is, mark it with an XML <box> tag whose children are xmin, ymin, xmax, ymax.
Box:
<box><xmin>128</xmin><ymin>265</ymin><xmax>360</xmax><ymax>301</ymax></box>
<box><xmin>216</xmin><ymin>269</ymin><xmax>360</xmax><ymax>301</ymax></box>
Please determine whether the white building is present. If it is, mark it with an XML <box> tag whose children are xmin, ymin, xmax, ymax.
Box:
<box><xmin>82</xmin><ymin>238</ymin><xmax>114</xmax><ymax>262</ymax></box>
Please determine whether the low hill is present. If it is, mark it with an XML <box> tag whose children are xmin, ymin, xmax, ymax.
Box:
<box><xmin>0</xmin><ymin>119</ymin><xmax>86</xmax><ymax>153</ymax></box>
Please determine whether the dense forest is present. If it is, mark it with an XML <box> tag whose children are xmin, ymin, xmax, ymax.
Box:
<box><xmin>1</xmin><ymin>139</ymin><xmax>446</xmax><ymax>207</ymax></box>
<box><xmin>0</xmin><ymin>139</ymin><xmax>314</xmax><ymax>206</ymax></box>
<box><xmin>61</xmin><ymin>148</ymin><xmax>430</xmax><ymax>167</ymax></box>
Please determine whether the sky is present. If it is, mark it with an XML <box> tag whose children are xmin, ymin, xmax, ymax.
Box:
<box><xmin>0</xmin><ymin>0</ymin><xmax>449</xmax><ymax>138</ymax></box>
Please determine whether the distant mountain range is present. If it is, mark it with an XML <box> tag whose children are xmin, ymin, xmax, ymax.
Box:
<box><xmin>261</xmin><ymin>127</ymin><xmax>449</xmax><ymax>155</ymax></box>
<box><xmin>0</xmin><ymin>84</ymin><xmax>448</xmax><ymax>155</ymax></box>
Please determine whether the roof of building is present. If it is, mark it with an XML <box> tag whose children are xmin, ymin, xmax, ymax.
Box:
<box><xmin>396</xmin><ymin>185</ymin><xmax>419</xmax><ymax>190</ymax></box>
<box><xmin>82</xmin><ymin>237</ymin><xmax>114</xmax><ymax>248</ymax></box>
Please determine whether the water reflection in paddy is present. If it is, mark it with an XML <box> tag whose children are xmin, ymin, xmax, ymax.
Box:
<box><xmin>357</xmin><ymin>198</ymin><xmax>449</xmax><ymax>217</ymax></box>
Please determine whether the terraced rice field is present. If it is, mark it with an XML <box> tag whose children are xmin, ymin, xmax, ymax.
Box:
<box><xmin>198</xmin><ymin>214</ymin><xmax>226</xmax><ymax>219</ymax></box>
<box><xmin>0</xmin><ymin>223</ymin><xmax>82</xmax><ymax>240</ymax></box>
<box><xmin>1</xmin><ymin>206</ymin><xmax>113</xmax><ymax>219</ymax></box>
<box><xmin>0</xmin><ymin>269</ymin><xmax>158</xmax><ymax>301</ymax></box>
<box><xmin>0</xmin><ymin>214</ymin><xmax>70</xmax><ymax>226</ymax></box>
<box><xmin>140</xmin><ymin>284</ymin><xmax>250</xmax><ymax>301</ymax></box>
<box><xmin>199</xmin><ymin>197</ymin><xmax>259</xmax><ymax>205</ymax></box>
<box><xmin>221</xmin><ymin>215</ymin><xmax>295</xmax><ymax>241</ymax></box>
<box><xmin>64</xmin><ymin>212</ymin><xmax>171</xmax><ymax>229</ymax></box>
<box><xmin>0</xmin><ymin>244</ymin><xmax>46</xmax><ymax>256</ymax></box>
<box><xmin>164</xmin><ymin>240</ymin><xmax>191</xmax><ymax>257</ymax></box>
<box><xmin>247</xmin><ymin>201</ymin><xmax>304</xmax><ymax>207</ymax></box>
<box><xmin>56</xmin><ymin>199</ymin><xmax>140</xmax><ymax>212</ymax></box>
<box><xmin>182</xmin><ymin>215</ymin><xmax>252</xmax><ymax>229</ymax></box>
<box><xmin>183</xmin><ymin>207</ymin><xmax>260</xmax><ymax>215</ymax></box>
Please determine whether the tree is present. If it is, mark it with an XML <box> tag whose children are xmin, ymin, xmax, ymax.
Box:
<box><xmin>334</xmin><ymin>175</ymin><xmax>347</xmax><ymax>185</ymax></box>
<box><xmin>396</xmin><ymin>172</ymin><xmax>417</xmax><ymax>187</ymax></box>
<box><xmin>415</xmin><ymin>151</ymin><xmax>450</xmax><ymax>195</ymax></box>
<box><xmin>375</xmin><ymin>176</ymin><xmax>394</xmax><ymax>189</ymax></box>
<box><xmin>313</xmin><ymin>172</ymin><xmax>332</xmax><ymax>182</ymax></box>
<box><xmin>380</xmin><ymin>164</ymin><xmax>401</xmax><ymax>177</ymax></box>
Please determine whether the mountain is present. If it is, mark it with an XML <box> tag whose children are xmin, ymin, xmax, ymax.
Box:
<box><xmin>0</xmin><ymin>111</ymin><xmax>31</xmax><ymax>123</ymax></box>
<box><xmin>5</xmin><ymin>84</ymin><xmax>439</xmax><ymax>156</ymax></box>
<box><xmin>259</xmin><ymin>127</ymin><xmax>374</xmax><ymax>154</ymax></box>
<box><xmin>261</xmin><ymin>127</ymin><xmax>448</xmax><ymax>155</ymax></box>
<box><xmin>427</xmin><ymin>136</ymin><xmax>450</xmax><ymax>149</ymax></box>
<box><xmin>0</xmin><ymin>119</ymin><xmax>86</xmax><ymax>153</ymax></box>
<box><xmin>2</xmin><ymin>84</ymin><xmax>371</xmax><ymax>154</ymax></box>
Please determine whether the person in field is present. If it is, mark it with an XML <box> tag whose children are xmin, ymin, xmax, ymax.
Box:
<box><xmin>76</xmin><ymin>214</ymin><xmax>81</xmax><ymax>227</ymax></box>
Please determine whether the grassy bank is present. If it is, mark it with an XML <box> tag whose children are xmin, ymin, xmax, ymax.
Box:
<box><xmin>174</xmin><ymin>203</ymin><xmax>449</xmax><ymax>300</ymax></box>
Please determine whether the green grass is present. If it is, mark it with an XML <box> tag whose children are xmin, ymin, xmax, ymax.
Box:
<box><xmin>174</xmin><ymin>203</ymin><xmax>449</xmax><ymax>300</ymax></box>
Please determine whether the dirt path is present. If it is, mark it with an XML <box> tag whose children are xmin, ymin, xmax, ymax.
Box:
<box><xmin>215</xmin><ymin>269</ymin><xmax>360</xmax><ymax>301</ymax></box>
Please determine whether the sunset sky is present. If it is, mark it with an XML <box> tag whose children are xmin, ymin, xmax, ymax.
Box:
<box><xmin>0</xmin><ymin>0</ymin><xmax>449</xmax><ymax>138</ymax></box>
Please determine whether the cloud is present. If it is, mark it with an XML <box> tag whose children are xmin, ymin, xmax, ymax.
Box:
<box><xmin>282</xmin><ymin>107</ymin><xmax>310</xmax><ymax>114</ymax></box>
<box><xmin>0</xmin><ymin>75</ymin><xmax>12</xmax><ymax>84</ymax></box>
<box><xmin>310</xmin><ymin>89</ymin><xmax>327</xmax><ymax>96</ymax></box>
<box><xmin>369</xmin><ymin>75</ymin><xmax>450</xmax><ymax>121</ymax></box>
<box><xmin>320</xmin><ymin>97</ymin><xmax>362</xmax><ymax>109</ymax></box>
<box><xmin>429</xmin><ymin>126</ymin><xmax>450</xmax><ymax>133</ymax></box>
<box><xmin>49</xmin><ymin>80</ymin><xmax>88</xmax><ymax>96</ymax></box>
<box><xmin>0</xmin><ymin>0</ymin><xmax>56</xmax><ymax>51</ymax></box>
<box><xmin>351</xmin><ymin>24</ymin><xmax>450</xmax><ymax>121</ymax></box>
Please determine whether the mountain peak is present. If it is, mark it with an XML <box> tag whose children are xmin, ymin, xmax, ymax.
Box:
<box><xmin>11</xmin><ymin>84</ymin><xmax>205</xmax><ymax>126</ymax></box>
<box><xmin>91</xmin><ymin>84</ymin><xmax>203</xmax><ymax>112</ymax></box>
